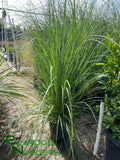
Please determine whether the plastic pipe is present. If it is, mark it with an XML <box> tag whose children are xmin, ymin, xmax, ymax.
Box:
<box><xmin>93</xmin><ymin>102</ymin><xmax>104</xmax><ymax>156</ymax></box>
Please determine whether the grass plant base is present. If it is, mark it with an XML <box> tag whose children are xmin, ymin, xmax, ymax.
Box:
<box><xmin>49</xmin><ymin>121</ymin><xmax>69</xmax><ymax>145</ymax></box>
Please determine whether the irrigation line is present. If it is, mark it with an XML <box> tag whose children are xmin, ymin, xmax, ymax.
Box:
<box><xmin>0</xmin><ymin>8</ymin><xmax>48</xmax><ymax>15</ymax></box>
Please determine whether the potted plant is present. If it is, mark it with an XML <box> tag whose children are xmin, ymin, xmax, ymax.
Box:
<box><xmin>97</xmin><ymin>30</ymin><xmax>120</xmax><ymax>160</ymax></box>
<box><xmin>25</xmin><ymin>1</ymin><xmax>108</xmax><ymax>159</ymax></box>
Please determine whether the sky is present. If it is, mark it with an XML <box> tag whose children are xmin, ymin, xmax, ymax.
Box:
<box><xmin>0</xmin><ymin>0</ymin><xmax>120</xmax><ymax>25</ymax></box>
<box><xmin>0</xmin><ymin>0</ymin><xmax>47</xmax><ymax>25</ymax></box>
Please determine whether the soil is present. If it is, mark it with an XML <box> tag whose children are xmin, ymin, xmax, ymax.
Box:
<box><xmin>73</xmin><ymin>113</ymin><xmax>106</xmax><ymax>160</ymax></box>
<box><xmin>0</xmin><ymin>61</ymin><xmax>106</xmax><ymax>160</ymax></box>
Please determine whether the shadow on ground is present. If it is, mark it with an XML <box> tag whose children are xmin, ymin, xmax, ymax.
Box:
<box><xmin>0</xmin><ymin>102</ymin><xmax>19</xmax><ymax>160</ymax></box>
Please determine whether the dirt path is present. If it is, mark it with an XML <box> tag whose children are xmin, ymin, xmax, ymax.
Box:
<box><xmin>0</xmin><ymin>61</ymin><xmax>65</xmax><ymax>160</ymax></box>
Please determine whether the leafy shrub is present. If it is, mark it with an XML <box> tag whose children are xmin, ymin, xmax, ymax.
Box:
<box><xmin>97</xmin><ymin>30</ymin><xmax>120</xmax><ymax>141</ymax></box>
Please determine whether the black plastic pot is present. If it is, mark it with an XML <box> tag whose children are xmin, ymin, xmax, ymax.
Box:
<box><xmin>105</xmin><ymin>129</ymin><xmax>120</xmax><ymax>160</ymax></box>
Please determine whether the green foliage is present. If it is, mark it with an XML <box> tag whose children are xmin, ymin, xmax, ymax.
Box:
<box><xmin>8</xmin><ymin>45</ymin><xmax>14</xmax><ymax>62</ymax></box>
<box><xmin>8</xmin><ymin>46</ymin><xmax>14</xmax><ymax>53</ymax></box>
<box><xmin>97</xmin><ymin>30</ymin><xmax>120</xmax><ymax>141</ymax></box>
<box><xmin>24</xmin><ymin>0</ymin><xmax>108</xmax><ymax>158</ymax></box>
<box><xmin>22</xmin><ymin>0</ymin><xmax>120</xmax><ymax>158</ymax></box>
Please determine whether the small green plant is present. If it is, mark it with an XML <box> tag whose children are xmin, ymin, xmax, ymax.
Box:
<box><xmin>97</xmin><ymin>30</ymin><xmax>120</xmax><ymax>141</ymax></box>
<box><xmin>8</xmin><ymin>45</ymin><xmax>14</xmax><ymax>62</ymax></box>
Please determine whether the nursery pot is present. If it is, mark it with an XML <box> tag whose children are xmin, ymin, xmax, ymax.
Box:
<box><xmin>50</xmin><ymin>121</ymin><xmax>68</xmax><ymax>144</ymax></box>
<box><xmin>105</xmin><ymin>129</ymin><xmax>120</xmax><ymax>160</ymax></box>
